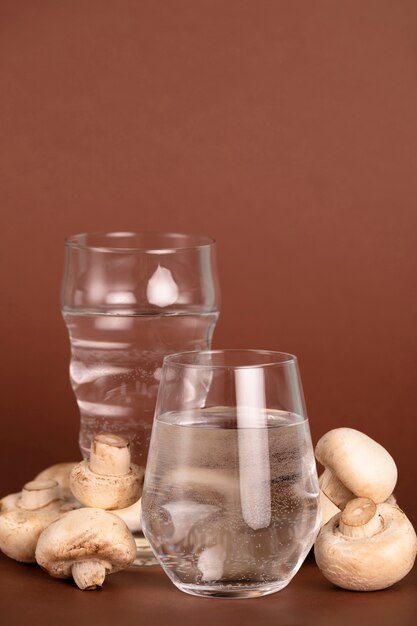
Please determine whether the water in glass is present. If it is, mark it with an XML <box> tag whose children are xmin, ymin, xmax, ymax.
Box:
<box><xmin>142</xmin><ymin>407</ymin><xmax>320</xmax><ymax>598</ymax></box>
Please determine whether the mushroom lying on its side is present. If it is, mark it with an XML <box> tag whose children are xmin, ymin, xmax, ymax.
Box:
<box><xmin>70</xmin><ymin>433</ymin><xmax>144</xmax><ymax>510</ymax></box>
<box><xmin>314</xmin><ymin>498</ymin><xmax>417</xmax><ymax>590</ymax></box>
<box><xmin>0</xmin><ymin>479</ymin><xmax>76</xmax><ymax>562</ymax></box>
<box><xmin>34</xmin><ymin>462</ymin><xmax>79</xmax><ymax>501</ymax></box>
<box><xmin>315</xmin><ymin>428</ymin><xmax>397</xmax><ymax>508</ymax></box>
<box><xmin>113</xmin><ymin>498</ymin><xmax>142</xmax><ymax>533</ymax></box>
<box><xmin>36</xmin><ymin>508</ymin><xmax>137</xmax><ymax>590</ymax></box>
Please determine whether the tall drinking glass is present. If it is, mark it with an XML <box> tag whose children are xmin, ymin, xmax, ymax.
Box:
<box><xmin>61</xmin><ymin>232</ymin><xmax>220</xmax><ymax>564</ymax></box>
<box><xmin>142</xmin><ymin>350</ymin><xmax>320</xmax><ymax>597</ymax></box>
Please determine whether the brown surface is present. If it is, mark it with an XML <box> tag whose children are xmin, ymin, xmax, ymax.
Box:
<box><xmin>1</xmin><ymin>552</ymin><xmax>416</xmax><ymax>626</ymax></box>
<box><xmin>0</xmin><ymin>2</ymin><xmax>416</xmax><ymax>621</ymax></box>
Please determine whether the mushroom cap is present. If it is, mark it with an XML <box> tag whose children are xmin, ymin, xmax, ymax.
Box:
<box><xmin>315</xmin><ymin>428</ymin><xmax>397</xmax><ymax>503</ymax></box>
<box><xmin>161</xmin><ymin>467</ymin><xmax>241</xmax><ymax>505</ymax></box>
<box><xmin>113</xmin><ymin>499</ymin><xmax>142</xmax><ymax>533</ymax></box>
<box><xmin>35</xmin><ymin>462</ymin><xmax>79</xmax><ymax>499</ymax></box>
<box><xmin>314</xmin><ymin>502</ymin><xmax>417</xmax><ymax>590</ymax></box>
<box><xmin>70</xmin><ymin>460</ymin><xmax>144</xmax><ymax>510</ymax></box>
<box><xmin>35</xmin><ymin>508</ymin><xmax>136</xmax><ymax>578</ymax></box>
<box><xmin>0</xmin><ymin>488</ymin><xmax>75</xmax><ymax>563</ymax></box>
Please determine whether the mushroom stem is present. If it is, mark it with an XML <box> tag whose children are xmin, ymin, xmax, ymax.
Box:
<box><xmin>339</xmin><ymin>497</ymin><xmax>383</xmax><ymax>538</ymax></box>
<box><xmin>20</xmin><ymin>480</ymin><xmax>60</xmax><ymax>511</ymax></box>
<box><xmin>319</xmin><ymin>490</ymin><xmax>340</xmax><ymax>527</ymax></box>
<box><xmin>319</xmin><ymin>468</ymin><xmax>353</xmax><ymax>509</ymax></box>
<box><xmin>71</xmin><ymin>560</ymin><xmax>106</xmax><ymax>590</ymax></box>
<box><xmin>89</xmin><ymin>433</ymin><xmax>131</xmax><ymax>476</ymax></box>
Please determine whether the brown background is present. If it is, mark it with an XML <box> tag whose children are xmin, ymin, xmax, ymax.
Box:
<box><xmin>1</xmin><ymin>2</ymin><xmax>417</xmax><ymax>624</ymax></box>
<box><xmin>1</xmin><ymin>1</ymin><xmax>417</xmax><ymax>516</ymax></box>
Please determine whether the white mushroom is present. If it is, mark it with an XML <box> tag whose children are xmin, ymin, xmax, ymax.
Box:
<box><xmin>385</xmin><ymin>493</ymin><xmax>397</xmax><ymax>506</ymax></box>
<box><xmin>70</xmin><ymin>433</ymin><xmax>144</xmax><ymax>510</ymax></box>
<box><xmin>35</xmin><ymin>462</ymin><xmax>79</xmax><ymax>501</ymax></box>
<box><xmin>113</xmin><ymin>498</ymin><xmax>142</xmax><ymax>533</ymax></box>
<box><xmin>162</xmin><ymin>467</ymin><xmax>240</xmax><ymax>505</ymax></box>
<box><xmin>315</xmin><ymin>428</ymin><xmax>397</xmax><ymax>507</ymax></box>
<box><xmin>155</xmin><ymin>467</ymin><xmax>240</xmax><ymax>544</ymax></box>
<box><xmin>162</xmin><ymin>500</ymin><xmax>220</xmax><ymax>544</ymax></box>
<box><xmin>0</xmin><ymin>479</ymin><xmax>76</xmax><ymax>562</ymax></box>
<box><xmin>36</xmin><ymin>508</ymin><xmax>137</xmax><ymax>590</ymax></box>
<box><xmin>318</xmin><ymin>468</ymin><xmax>354</xmax><ymax>509</ymax></box>
<box><xmin>319</xmin><ymin>490</ymin><xmax>340</xmax><ymax>527</ymax></box>
<box><xmin>314</xmin><ymin>497</ymin><xmax>417</xmax><ymax>590</ymax></box>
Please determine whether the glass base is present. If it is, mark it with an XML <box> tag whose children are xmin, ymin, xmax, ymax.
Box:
<box><xmin>132</xmin><ymin>536</ymin><xmax>158</xmax><ymax>567</ymax></box>
<box><xmin>172</xmin><ymin>579</ymin><xmax>290</xmax><ymax>598</ymax></box>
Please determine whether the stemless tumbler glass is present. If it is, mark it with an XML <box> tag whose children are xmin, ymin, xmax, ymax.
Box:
<box><xmin>61</xmin><ymin>232</ymin><xmax>220</xmax><ymax>564</ymax></box>
<box><xmin>142</xmin><ymin>350</ymin><xmax>320</xmax><ymax>598</ymax></box>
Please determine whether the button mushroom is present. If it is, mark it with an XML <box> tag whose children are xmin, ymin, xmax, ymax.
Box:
<box><xmin>315</xmin><ymin>497</ymin><xmax>417</xmax><ymax>590</ymax></box>
<box><xmin>315</xmin><ymin>428</ymin><xmax>397</xmax><ymax>507</ymax></box>
<box><xmin>319</xmin><ymin>490</ymin><xmax>340</xmax><ymax>527</ymax></box>
<box><xmin>70</xmin><ymin>433</ymin><xmax>144</xmax><ymax>510</ymax></box>
<box><xmin>35</xmin><ymin>508</ymin><xmax>137</xmax><ymax>590</ymax></box>
<box><xmin>0</xmin><ymin>479</ymin><xmax>76</xmax><ymax>562</ymax></box>
<box><xmin>112</xmin><ymin>498</ymin><xmax>142</xmax><ymax>533</ymax></box>
<box><xmin>34</xmin><ymin>462</ymin><xmax>79</xmax><ymax>501</ymax></box>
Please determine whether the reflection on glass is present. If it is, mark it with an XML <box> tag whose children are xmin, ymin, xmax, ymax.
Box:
<box><xmin>146</xmin><ymin>265</ymin><xmax>179</xmax><ymax>307</ymax></box>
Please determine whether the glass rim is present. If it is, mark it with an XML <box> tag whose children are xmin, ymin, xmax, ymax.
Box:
<box><xmin>64</xmin><ymin>231</ymin><xmax>216</xmax><ymax>253</ymax></box>
<box><xmin>163</xmin><ymin>349</ymin><xmax>298</xmax><ymax>370</ymax></box>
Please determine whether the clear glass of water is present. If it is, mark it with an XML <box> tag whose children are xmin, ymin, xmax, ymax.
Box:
<box><xmin>142</xmin><ymin>349</ymin><xmax>320</xmax><ymax>598</ymax></box>
<box><xmin>61</xmin><ymin>232</ymin><xmax>220</xmax><ymax>565</ymax></box>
